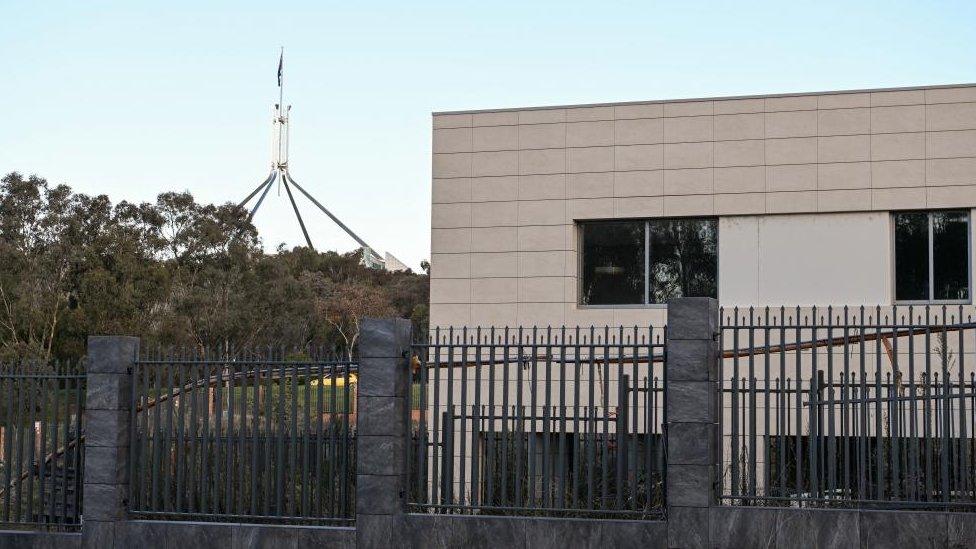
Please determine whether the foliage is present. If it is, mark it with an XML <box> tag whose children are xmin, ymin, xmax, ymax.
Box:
<box><xmin>0</xmin><ymin>172</ymin><xmax>429</xmax><ymax>362</ymax></box>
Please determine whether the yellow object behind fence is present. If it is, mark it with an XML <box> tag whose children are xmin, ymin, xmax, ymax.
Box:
<box><xmin>309</xmin><ymin>373</ymin><xmax>358</xmax><ymax>387</ymax></box>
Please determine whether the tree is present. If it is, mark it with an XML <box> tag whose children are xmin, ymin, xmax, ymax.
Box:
<box><xmin>306</xmin><ymin>275</ymin><xmax>395</xmax><ymax>360</ymax></box>
<box><xmin>0</xmin><ymin>172</ymin><xmax>429</xmax><ymax>363</ymax></box>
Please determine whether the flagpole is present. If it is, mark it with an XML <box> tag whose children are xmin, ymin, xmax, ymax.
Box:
<box><xmin>277</xmin><ymin>46</ymin><xmax>285</xmax><ymax>192</ymax></box>
<box><xmin>278</xmin><ymin>47</ymin><xmax>284</xmax><ymax>117</ymax></box>
<box><xmin>242</xmin><ymin>47</ymin><xmax>395</xmax><ymax>269</ymax></box>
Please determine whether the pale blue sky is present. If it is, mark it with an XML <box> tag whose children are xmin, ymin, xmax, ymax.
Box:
<box><xmin>1</xmin><ymin>1</ymin><xmax>974</xmax><ymax>269</ymax></box>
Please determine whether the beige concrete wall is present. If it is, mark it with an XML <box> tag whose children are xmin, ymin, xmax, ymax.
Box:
<box><xmin>431</xmin><ymin>84</ymin><xmax>976</xmax><ymax>328</ymax></box>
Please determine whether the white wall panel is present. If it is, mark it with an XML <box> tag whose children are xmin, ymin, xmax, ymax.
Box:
<box><xmin>721</xmin><ymin>212</ymin><xmax>891</xmax><ymax>306</ymax></box>
<box><xmin>718</xmin><ymin>217</ymin><xmax>759</xmax><ymax>304</ymax></box>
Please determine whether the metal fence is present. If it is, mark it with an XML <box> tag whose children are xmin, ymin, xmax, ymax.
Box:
<box><xmin>129</xmin><ymin>349</ymin><xmax>357</xmax><ymax>524</ymax></box>
<box><xmin>408</xmin><ymin>326</ymin><xmax>667</xmax><ymax>519</ymax></box>
<box><xmin>0</xmin><ymin>360</ymin><xmax>85</xmax><ymax>530</ymax></box>
<box><xmin>720</xmin><ymin>305</ymin><xmax>976</xmax><ymax>511</ymax></box>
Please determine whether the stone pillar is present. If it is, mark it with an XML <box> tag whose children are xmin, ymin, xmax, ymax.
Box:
<box><xmin>665</xmin><ymin>298</ymin><xmax>719</xmax><ymax>549</ymax></box>
<box><xmin>83</xmin><ymin>336</ymin><xmax>139</xmax><ymax>549</ymax></box>
<box><xmin>356</xmin><ymin>318</ymin><xmax>411</xmax><ymax>549</ymax></box>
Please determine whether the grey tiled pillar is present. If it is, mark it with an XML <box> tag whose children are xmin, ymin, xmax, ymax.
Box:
<box><xmin>83</xmin><ymin>336</ymin><xmax>139</xmax><ymax>549</ymax></box>
<box><xmin>665</xmin><ymin>298</ymin><xmax>719</xmax><ymax>549</ymax></box>
<box><xmin>356</xmin><ymin>318</ymin><xmax>412</xmax><ymax>549</ymax></box>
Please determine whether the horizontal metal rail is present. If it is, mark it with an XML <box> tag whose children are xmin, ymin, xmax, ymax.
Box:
<box><xmin>413</xmin><ymin>324</ymin><xmax>970</xmax><ymax>370</ymax></box>
<box><xmin>135</xmin><ymin>363</ymin><xmax>356</xmax><ymax>412</ymax></box>
<box><xmin>722</xmin><ymin>324</ymin><xmax>972</xmax><ymax>360</ymax></box>
<box><xmin>720</xmin><ymin>493</ymin><xmax>976</xmax><ymax>510</ymax></box>
<box><xmin>129</xmin><ymin>509</ymin><xmax>355</xmax><ymax>524</ymax></box>
<box><xmin>408</xmin><ymin>502</ymin><xmax>666</xmax><ymax>518</ymax></box>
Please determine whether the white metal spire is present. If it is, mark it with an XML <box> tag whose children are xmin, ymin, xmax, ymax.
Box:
<box><xmin>272</xmin><ymin>47</ymin><xmax>289</xmax><ymax>173</ymax></box>
<box><xmin>238</xmin><ymin>50</ymin><xmax>389</xmax><ymax>270</ymax></box>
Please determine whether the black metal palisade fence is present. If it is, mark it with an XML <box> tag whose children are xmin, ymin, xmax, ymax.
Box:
<box><xmin>720</xmin><ymin>305</ymin><xmax>976</xmax><ymax>511</ymax></box>
<box><xmin>408</xmin><ymin>326</ymin><xmax>667</xmax><ymax>519</ymax></box>
<box><xmin>129</xmin><ymin>348</ymin><xmax>357</xmax><ymax>524</ymax></box>
<box><xmin>0</xmin><ymin>359</ymin><xmax>86</xmax><ymax>530</ymax></box>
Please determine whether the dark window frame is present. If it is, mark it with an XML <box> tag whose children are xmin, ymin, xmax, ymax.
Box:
<box><xmin>577</xmin><ymin>217</ymin><xmax>719</xmax><ymax>307</ymax></box>
<box><xmin>893</xmin><ymin>210</ymin><xmax>972</xmax><ymax>304</ymax></box>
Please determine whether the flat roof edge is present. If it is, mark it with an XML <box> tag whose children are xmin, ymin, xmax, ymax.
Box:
<box><xmin>432</xmin><ymin>82</ymin><xmax>976</xmax><ymax>116</ymax></box>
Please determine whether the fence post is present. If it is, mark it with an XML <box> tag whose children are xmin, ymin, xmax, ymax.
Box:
<box><xmin>356</xmin><ymin>318</ymin><xmax>412</xmax><ymax>548</ymax></box>
<box><xmin>666</xmin><ymin>298</ymin><xmax>719</xmax><ymax>549</ymax></box>
<box><xmin>82</xmin><ymin>336</ymin><xmax>139</xmax><ymax>549</ymax></box>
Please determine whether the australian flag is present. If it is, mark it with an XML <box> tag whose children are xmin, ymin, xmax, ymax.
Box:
<box><xmin>277</xmin><ymin>51</ymin><xmax>283</xmax><ymax>87</ymax></box>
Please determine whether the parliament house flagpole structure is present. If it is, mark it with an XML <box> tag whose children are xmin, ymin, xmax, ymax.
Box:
<box><xmin>239</xmin><ymin>49</ymin><xmax>400</xmax><ymax>270</ymax></box>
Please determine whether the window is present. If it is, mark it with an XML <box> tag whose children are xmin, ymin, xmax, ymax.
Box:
<box><xmin>579</xmin><ymin>218</ymin><xmax>717</xmax><ymax>306</ymax></box>
<box><xmin>579</xmin><ymin>221</ymin><xmax>645</xmax><ymax>305</ymax></box>
<box><xmin>894</xmin><ymin>211</ymin><xmax>970</xmax><ymax>302</ymax></box>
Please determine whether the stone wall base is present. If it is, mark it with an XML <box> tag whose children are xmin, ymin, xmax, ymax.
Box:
<box><xmin>1</xmin><ymin>508</ymin><xmax>971</xmax><ymax>548</ymax></box>
<box><xmin>709</xmin><ymin>506</ymin><xmax>976</xmax><ymax>549</ymax></box>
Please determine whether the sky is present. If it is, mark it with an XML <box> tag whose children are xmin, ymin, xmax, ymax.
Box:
<box><xmin>1</xmin><ymin>1</ymin><xmax>975</xmax><ymax>270</ymax></box>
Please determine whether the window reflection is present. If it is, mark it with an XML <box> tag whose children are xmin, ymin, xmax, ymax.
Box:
<box><xmin>579</xmin><ymin>221</ymin><xmax>644</xmax><ymax>305</ymax></box>
<box><xmin>894</xmin><ymin>212</ymin><xmax>929</xmax><ymax>301</ymax></box>
<box><xmin>648</xmin><ymin>218</ymin><xmax>718</xmax><ymax>304</ymax></box>
<box><xmin>933</xmin><ymin>211</ymin><xmax>969</xmax><ymax>301</ymax></box>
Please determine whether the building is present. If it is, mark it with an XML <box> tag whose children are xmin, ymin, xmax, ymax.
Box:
<box><xmin>429</xmin><ymin>83</ymin><xmax>976</xmax><ymax>330</ymax></box>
